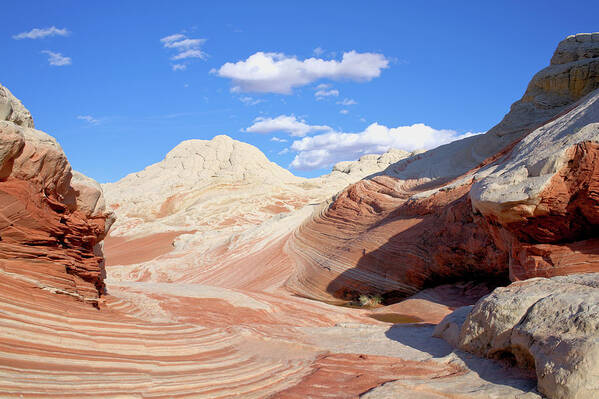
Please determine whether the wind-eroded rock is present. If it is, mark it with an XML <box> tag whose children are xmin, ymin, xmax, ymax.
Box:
<box><xmin>435</xmin><ymin>273</ymin><xmax>599</xmax><ymax>399</ymax></box>
<box><xmin>0</xmin><ymin>86</ymin><xmax>113</xmax><ymax>305</ymax></box>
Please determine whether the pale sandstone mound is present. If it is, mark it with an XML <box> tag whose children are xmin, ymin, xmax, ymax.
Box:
<box><xmin>287</xmin><ymin>33</ymin><xmax>599</xmax><ymax>302</ymax></box>
<box><xmin>435</xmin><ymin>273</ymin><xmax>599</xmax><ymax>399</ymax></box>
<box><xmin>0</xmin><ymin>84</ymin><xmax>114</xmax><ymax>304</ymax></box>
<box><xmin>102</xmin><ymin>134</ymin><xmax>414</xmax><ymax>270</ymax></box>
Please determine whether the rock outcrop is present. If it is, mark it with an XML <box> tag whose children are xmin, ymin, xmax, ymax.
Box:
<box><xmin>0</xmin><ymin>85</ymin><xmax>113</xmax><ymax>305</ymax></box>
<box><xmin>435</xmin><ymin>273</ymin><xmax>599</xmax><ymax>399</ymax></box>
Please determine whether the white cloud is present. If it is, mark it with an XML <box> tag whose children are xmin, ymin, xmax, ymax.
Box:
<box><xmin>270</xmin><ymin>136</ymin><xmax>288</xmax><ymax>143</ymax></box>
<box><xmin>161</xmin><ymin>33</ymin><xmax>207</xmax><ymax>67</ymax></box>
<box><xmin>244</xmin><ymin>115</ymin><xmax>332</xmax><ymax>137</ymax></box>
<box><xmin>77</xmin><ymin>115</ymin><xmax>99</xmax><ymax>124</ymax></box>
<box><xmin>214</xmin><ymin>50</ymin><xmax>389</xmax><ymax>94</ymax></box>
<box><xmin>313</xmin><ymin>47</ymin><xmax>325</xmax><ymax>56</ymax></box>
<box><xmin>315</xmin><ymin>88</ymin><xmax>339</xmax><ymax>99</ymax></box>
<box><xmin>278</xmin><ymin>148</ymin><xmax>290</xmax><ymax>155</ymax></box>
<box><xmin>163</xmin><ymin>38</ymin><xmax>206</xmax><ymax>49</ymax></box>
<box><xmin>315</xmin><ymin>83</ymin><xmax>330</xmax><ymax>89</ymax></box>
<box><xmin>337</xmin><ymin>98</ymin><xmax>357</xmax><ymax>106</ymax></box>
<box><xmin>172</xmin><ymin>49</ymin><xmax>206</xmax><ymax>60</ymax></box>
<box><xmin>339</xmin><ymin>109</ymin><xmax>349</xmax><ymax>114</ymax></box>
<box><xmin>290</xmin><ymin>122</ymin><xmax>481</xmax><ymax>170</ymax></box>
<box><xmin>239</xmin><ymin>96</ymin><xmax>264</xmax><ymax>106</ymax></box>
<box><xmin>13</xmin><ymin>26</ymin><xmax>69</xmax><ymax>40</ymax></box>
<box><xmin>160</xmin><ymin>34</ymin><xmax>185</xmax><ymax>44</ymax></box>
<box><xmin>41</xmin><ymin>50</ymin><xmax>71</xmax><ymax>66</ymax></box>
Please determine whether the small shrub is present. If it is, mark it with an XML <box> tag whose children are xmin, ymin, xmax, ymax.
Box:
<box><xmin>358</xmin><ymin>293</ymin><xmax>383</xmax><ymax>307</ymax></box>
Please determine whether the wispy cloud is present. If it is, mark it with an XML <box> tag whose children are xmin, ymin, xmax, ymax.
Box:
<box><xmin>313</xmin><ymin>47</ymin><xmax>325</xmax><ymax>56</ymax></box>
<box><xmin>270</xmin><ymin>136</ymin><xmax>288</xmax><ymax>143</ymax></box>
<box><xmin>41</xmin><ymin>50</ymin><xmax>71</xmax><ymax>66</ymax></box>
<box><xmin>239</xmin><ymin>96</ymin><xmax>264</xmax><ymax>106</ymax></box>
<box><xmin>337</xmin><ymin>98</ymin><xmax>357</xmax><ymax>106</ymax></box>
<box><xmin>213</xmin><ymin>50</ymin><xmax>389</xmax><ymax>94</ymax></box>
<box><xmin>77</xmin><ymin>115</ymin><xmax>99</xmax><ymax>124</ymax></box>
<box><xmin>13</xmin><ymin>26</ymin><xmax>69</xmax><ymax>40</ymax></box>
<box><xmin>315</xmin><ymin>88</ymin><xmax>339</xmax><ymax>99</ymax></box>
<box><xmin>172</xmin><ymin>49</ymin><xmax>206</xmax><ymax>60</ymax></box>
<box><xmin>339</xmin><ymin>109</ymin><xmax>349</xmax><ymax>114</ymax></box>
<box><xmin>160</xmin><ymin>33</ymin><xmax>207</xmax><ymax>69</ymax></box>
<box><xmin>244</xmin><ymin>115</ymin><xmax>332</xmax><ymax>137</ymax></box>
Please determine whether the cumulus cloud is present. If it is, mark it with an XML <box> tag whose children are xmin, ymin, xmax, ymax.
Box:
<box><xmin>13</xmin><ymin>26</ymin><xmax>69</xmax><ymax>40</ymax></box>
<box><xmin>41</xmin><ymin>50</ymin><xmax>71</xmax><ymax>66</ymax></box>
<box><xmin>161</xmin><ymin>33</ymin><xmax>207</xmax><ymax>67</ymax></box>
<box><xmin>77</xmin><ymin>115</ymin><xmax>99</xmax><ymax>124</ymax></box>
<box><xmin>290</xmin><ymin>122</ymin><xmax>481</xmax><ymax>170</ymax></box>
<box><xmin>337</xmin><ymin>98</ymin><xmax>357</xmax><ymax>106</ymax></box>
<box><xmin>244</xmin><ymin>115</ymin><xmax>332</xmax><ymax>137</ymax></box>
<box><xmin>213</xmin><ymin>50</ymin><xmax>389</xmax><ymax>94</ymax></box>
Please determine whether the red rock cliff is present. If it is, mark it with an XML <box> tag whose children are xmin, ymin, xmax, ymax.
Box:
<box><xmin>0</xmin><ymin>85</ymin><xmax>114</xmax><ymax>306</ymax></box>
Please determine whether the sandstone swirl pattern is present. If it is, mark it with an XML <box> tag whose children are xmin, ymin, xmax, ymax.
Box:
<box><xmin>288</xmin><ymin>32</ymin><xmax>599</xmax><ymax>303</ymax></box>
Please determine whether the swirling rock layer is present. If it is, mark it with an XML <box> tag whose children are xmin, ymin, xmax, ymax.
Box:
<box><xmin>288</xmin><ymin>33</ymin><xmax>599</xmax><ymax>302</ymax></box>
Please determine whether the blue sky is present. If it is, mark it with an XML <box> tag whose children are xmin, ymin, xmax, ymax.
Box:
<box><xmin>1</xmin><ymin>1</ymin><xmax>598</xmax><ymax>182</ymax></box>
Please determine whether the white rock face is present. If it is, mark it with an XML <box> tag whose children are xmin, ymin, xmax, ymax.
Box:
<box><xmin>331</xmin><ymin>149</ymin><xmax>413</xmax><ymax>176</ymax></box>
<box><xmin>436</xmin><ymin>274</ymin><xmax>599</xmax><ymax>399</ymax></box>
<box><xmin>0</xmin><ymin>84</ymin><xmax>34</xmax><ymax>128</ymax></box>
<box><xmin>471</xmin><ymin>89</ymin><xmax>599</xmax><ymax>223</ymax></box>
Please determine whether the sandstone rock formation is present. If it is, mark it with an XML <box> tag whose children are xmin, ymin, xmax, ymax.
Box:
<box><xmin>101</xmin><ymin>134</ymin><xmax>416</xmax><ymax>276</ymax></box>
<box><xmin>435</xmin><ymin>273</ymin><xmax>599</xmax><ymax>399</ymax></box>
<box><xmin>286</xmin><ymin>32</ymin><xmax>599</xmax><ymax>303</ymax></box>
<box><xmin>0</xmin><ymin>92</ymin><xmax>114</xmax><ymax>304</ymax></box>
<box><xmin>2</xmin><ymin>33</ymin><xmax>599</xmax><ymax>399</ymax></box>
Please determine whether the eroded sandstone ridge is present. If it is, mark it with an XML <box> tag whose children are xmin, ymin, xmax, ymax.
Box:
<box><xmin>0</xmin><ymin>85</ymin><xmax>114</xmax><ymax>304</ymax></box>
<box><xmin>287</xmin><ymin>32</ymin><xmax>599</xmax><ymax>303</ymax></box>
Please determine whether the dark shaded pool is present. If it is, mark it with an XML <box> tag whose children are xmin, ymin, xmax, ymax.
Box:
<box><xmin>368</xmin><ymin>313</ymin><xmax>423</xmax><ymax>324</ymax></box>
